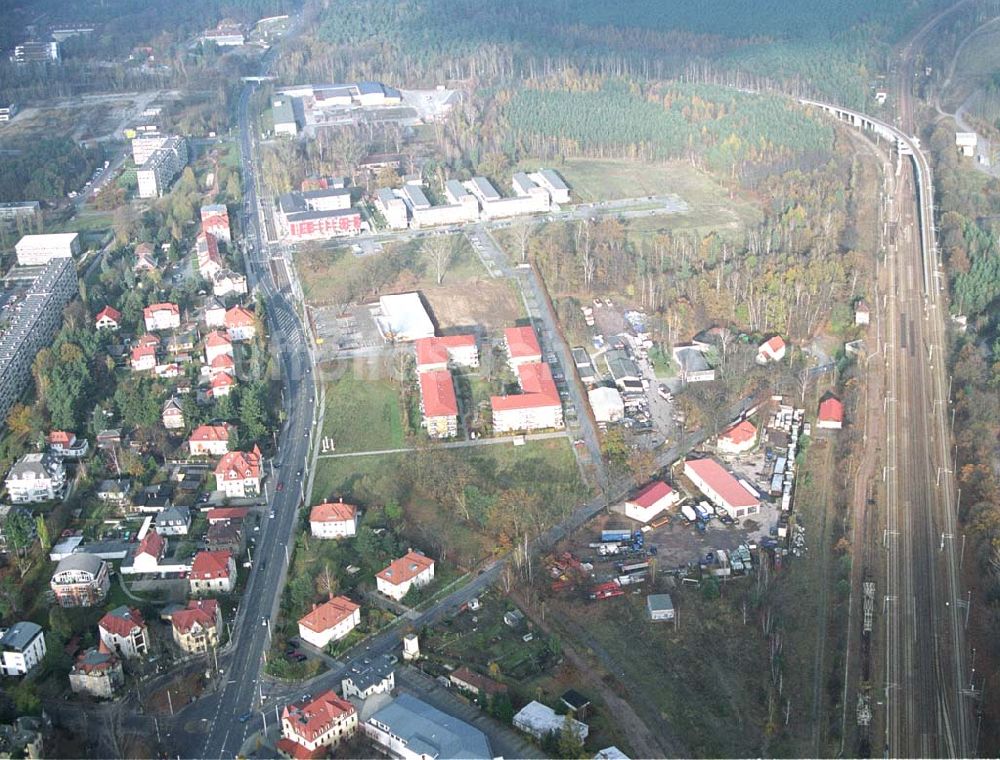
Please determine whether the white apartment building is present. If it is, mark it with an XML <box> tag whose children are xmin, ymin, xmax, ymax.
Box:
<box><xmin>0</xmin><ymin>622</ymin><xmax>46</xmax><ymax>676</ymax></box>
<box><xmin>137</xmin><ymin>136</ymin><xmax>188</xmax><ymax>198</ymax></box>
<box><xmin>5</xmin><ymin>452</ymin><xmax>66</xmax><ymax>503</ymax></box>
<box><xmin>309</xmin><ymin>500</ymin><xmax>358</xmax><ymax>539</ymax></box>
<box><xmin>14</xmin><ymin>233</ymin><xmax>80</xmax><ymax>266</ymax></box>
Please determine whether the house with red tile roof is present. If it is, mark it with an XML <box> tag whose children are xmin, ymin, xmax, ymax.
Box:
<box><xmin>170</xmin><ymin>599</ymin><xmax>221</xmax><ymax>653</ymax></box>
<box><xmin>309</xmin><ymin>499</ymin><xmax>358</xmax><ymax>539</ymax></box>
<box><xmin>195</xmin><ymin>231</ymin><xmax>223</xmax><ymax>280</ymax></box>
<box><xmin>624</xmin><ymin>481</ymin><xmax>679</xmax><ymax>523</ymax></box>
<box><xmin>98</xmin><ymin>606</ymin><xmax>148</xmax><ymax>659</ymax></box>
<box><xmin>190</xmin><ymin>550</ymin><xmax>236</xmax><ymax>594</ymax></box>
<box><xmin>130</xmin><ymin>344</ymin><xmax>156</xmax><ymax>372</ymax></box>
<box><xmin>450</xmin><ymin>666</ymin><xmax>507</xmax><ymax>697</ymax></box>
<box><xmin>683</xmin><ymin>458</ymin><xmax>761</xmax><ymax>521</ymax></box>
<box><xmin>817</xmin><ymin>396</ymin><xmax>844</xmax><ymax>430</ymax></box>
<box><xmin>189</xmin><ymin>424</ymin><xmax>233</xmax><ymax>456</ymax></box>
<box><xmin>376</xmin><ymin>551</ymin><xmax>435</xmax><ymax>601</ymax></box>
<box><xmin>418</xmin><ymin>370</ymin><xmax>458</xmax><ymax>439</ymax></box>
<box><xmin>756</xmin><ymin>335</ymin><xmax>786</xmax><ymax>364</ymax></box>
<box><xmin>210</xmin><ymin>371</ymin><xmax>236</xmax><ymax>398</ymax></box>
<box><xmin>47</xmin><ymin>430</ymin><xmax>88</xmax><ymax>459</ymax></box>
<box><xmin>208</xmin><ymin>352</ymin><xmax>236</xmax><ymax>378</ymax></box>
<box><xmin>206</xmin><ymin>507</ymin><xmax>249</xmax><ymax>524</ymax></box>
<box><xmin>504</xmin><ymin>325</ymin><xmax>542</xmax><ymax>366</ymax></box>
<box><xmin>200</xmin><ymin>204</ymin><xmax>231</xmax><ymax>243</ymax></box>
<box><xmin>717</xmin><ymin>419</ymin><xmax>757</xmax><ymax>455</ymax></box>
<box><xmin>204</xmin><ymin>330</ymin><xmax>234</xmax><ymax>365</ymax></box>
<box><xmin>69</xmin><ymin>644</ymin><xmax>124</xmax><ymax>698</ymax></box>
<box><xmin>214</xmin><ymin>446</ymin><xmax>261</xmax><ymax>498</ymax></box>
<box><xmin>143</xmin><ymin>302</ymin><xmax>180</xmax><ymax>332</ymax></box>
<box><xmin>95</xmin><ymin>305</ymin><xmax>121</xmax><ymax>331</ymax></box>
<box><xmin>132</xmin><ymin>530</ymin><xmax>166</xmax><ymax>573</ymax></box>
<box><xmin>278</xmin><ymin>691</ymin><xmax>358</xmax><ymax>759</ymax></box>
<box><xmin>225</xmin><ymin>306</ymin><xmax>256</xmax><ymax>341</ymax></box>
<box><xmin>491</xmin><ymin>361</ymin><xmax>563</xmax><ymax>433</ymax></box>
<box><xmin>297</xmin><ymin>596</ymin><xmax>360</xmax><ymax>648</ymax></box>
<box><xmin>414</xmin><ymin>334</ymin><xmax>478</xmax><ymax>372</ymax></box>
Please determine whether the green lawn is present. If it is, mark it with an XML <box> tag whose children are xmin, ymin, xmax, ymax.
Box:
<box><xmin>311</xmin><ymin>438</ymin><xmax>591</xmax><ymax>568</ymax></box>
<box><xmin>320</xmin><ymin>365</ymin><xmax>405</xmax><ymax>453</ymax></box>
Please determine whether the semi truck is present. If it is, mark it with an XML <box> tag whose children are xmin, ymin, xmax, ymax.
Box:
<box><xmin>693</xmin><ymin>503</ymin><xmax>711</xmax><ymax>522</ymax></box>
<box><xmin>601</xmin><ymin>529</ymin><xmax>632</xmax><ymax>543</ymax></box>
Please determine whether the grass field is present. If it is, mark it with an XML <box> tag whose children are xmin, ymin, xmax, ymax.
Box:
<box><xmin>320</xmin><ymin>364</ymin><xmax>405</xmax><ymax>453</ymax></box>
<box><xmin>311</xmin><ymin>438</ymin><xmax>590</xmax><ymax>568</ymax></box>
<box><xmin>942</xmin><ymin>23</ymin><xmax>1000</xmax><ymax>112</ymax></box>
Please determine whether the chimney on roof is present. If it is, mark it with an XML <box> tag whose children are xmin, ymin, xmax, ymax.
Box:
<box><xmin>339</xmin><ymin>496</ymin><xmax>343</xmax><ymax>503</ymax></box>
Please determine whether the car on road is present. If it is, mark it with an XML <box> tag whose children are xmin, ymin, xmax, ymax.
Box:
<box><xmin>276</xmin><ymin>482</ymin><xmax>284</xmax><ymax>492</ymax></box>
<box><xmin>269</xmin><ymin>510</ymin><xmax>275</xmax><ymax>519</ymax></box>
<box><xmin>238</xmin><ymin>712</ymin><xmax>252</xmax><ymax>723</ymax></box>
<box><xmin>296</xmin><ymin>469</ymin><xmax>302</xmax><ymax>477</ymax></box>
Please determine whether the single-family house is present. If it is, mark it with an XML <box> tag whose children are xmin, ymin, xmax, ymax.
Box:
<box><xmin>214</xmin><ymin>446</ymin><xmax>261</xmax><ymax>498</ymax></box>
<box><xmin>376</xmin><ymin>551</ymin><xmax>435</xmax><ymax>601</ymax></box>
<box><xmin>94</xmin><ymin>305</ymin><xmax>121</xmax><ymax>331</ymax></box>
<box><xmin>47</xmin><ymin>431</ymin><xmax>88</xmax><ymax>460</ymax></box>
<box><xmin>0</xmin><ymin>622</ymin><xmax>46</xmax><ymax>676</ymax></box>
<box><xmin>309</xmin><ymin>499</ymin><xmax>358</xmax><ymax>539</ymax></box>
<box><xmin>162</xmin><ymin>397</ymin><xmax>185</xmax><ymax>430</ymax></box>
<box><xmin>190</xmin><ymin>550</ymin><xmax>236</xmax><ymax>594</ymax></box>
<box><xmin>171</xmin><ymin>599</ymin><xmax>222</xmax><ymax>653</ymax></box>
<box><xmin>98</xmin><ymin>606</ymin><xmax>148</xmax><ymax>659</ymax></box>
<box><xmin>204</xmin><ymin>331</ymin><xmax>234</xmax><ymax>365</ymax></box>
<box><xmin>204</xmin><ymin>297</ymin><xmax>227</xmax><ymax>328</ymax></box>
<box><xmin>143</xmin><ymin>302</ymin><xmax>181</xmax><ymax>332</ymax></box>
<box><xmin>278</xmin><ymin>691</ymin><xmax>358</xmax><ymax>759</ymax></box>
<box><xmin>69</xmin><ymin>646</ymin><xmax>123</xmax><ymax>698</ymax></box>
<box><xmin>513</xmin><ymin>701</ymin><xmax>588</xmax><ymax>743</ymax></box>
<box><xmin>297</xmin><ymin>596</ymin><xmax>361</xmax><ymax>649</ymax></box>
<box><xmin>50</xmin><ymin>553</ymin><xmax>110</xmax><ymax>607</ymax></box>
<box><xmin>130</xmin><ymin>344</ymin><xmax>156</xmax><ymax>372</ymax></box>
<box><xmin>154</xmin><ymin>505</ymin><xmax>191</xmax><ymax>535</ymax></box>
<box><xmin>96</xmin><ymin>479</ymin><xmax>131</xmax><ymax>505</ymax></box>
<box><xmin>756</xmin><ymin>335</ymin><xmax>787</xmax><ymax>364</ymax></box>
<box><xmin>209</xmin><ymin>371</ymin><xmax>236</xmax><ymax>398</ymax></box>
<box><xmin>341</xmin><ymin>654</ymin><xmax>395</xmax><ymax>699</ymax></box>
<box><xmin>132</xmin><ymin>530</ymin><xmax>166</xmax><ymax>573</ymax></box>
<box><xmin>189</xmin><ymin>424</ymin><xmax>233</xmax><ymax>456</ymax></box>
<box><xmin>225</xmin><ymin>306</ymin><xmax>256</xmax><ymax>341</ymax></box>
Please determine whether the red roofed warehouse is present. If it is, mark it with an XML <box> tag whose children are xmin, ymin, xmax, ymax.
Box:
<box><xmin>504</xmin><ymin>325</ymin><xmax>542</xmax><ymax>366</ymax></box>
<box><xmin>190</xmin><ymin>550</ymin><xmax>236</xmax><ymax>594</ymax></box>
<box><xmin>817</xmin><ymin>396</ymin><xmax>844</xmax><ymax>430</ymax></box>
<box><xmin>143</xmin><ymin>302</ymin><xmax>180</xmax><ymax>332</ymax></box>
<box><xmin>717</xmin><ymin>419</ymin><xmax>757</xmax><ymax>455</ymax></box>
<box><xmin>683</xmin><ymin>458</ymin><xmax>760</xmax><ymax>521</ymax></box>
<box><xmin>624</xmin><ymin>481</ymin><xmax>680</xmax><ymax>524</ymax></box>
<box><xmin>214</xmin><ymin>446</ymin><xmax>262</xmax><ymax>498</ymax></box>
<box><xmin>376</xmin><ymin>551</ymin><xmax>435</xmax><ymax>601</ymax></box>
<box><xmin>491</xmin><ymin>361</ymin><xmax>563</xmax><ymax>434</ymax></box>
<box><xmin>297</xmin><ymin>596</ymin><xmax>360</xmax><ymax>648</ymax></box>
<box><xmin>189</xmin><ymin>424</ymin><xmax>232</xmax><ymax>457</ymax></box>
<box><xmin>418</xmin><ymin>370</ymin><xmax>458</xmax><ymax>439</ymax></box>
<box><xmin>309</xmin><ymin>500</ymin><xmax>358</xmax><ymax>539</ymax></box>
<box><xmin>414</xmin><ymin>334</ymin><xmax>479</xmax><ymax>372</ymax></box>
<box><xmin>279</xmin><ymin>691</ymin><xmax>358</xmax><ymax>758</ymax></box>
<box><xmin>95</xmin><ymin>305</ymin><xmax>121</xmax><ymax>331</ymax></box>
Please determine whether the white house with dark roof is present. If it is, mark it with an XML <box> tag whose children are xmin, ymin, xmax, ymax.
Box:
<box><xmin>0</xmin><ymin>622</ymin><xmax>46</xmax><ymax>676</ymax></box>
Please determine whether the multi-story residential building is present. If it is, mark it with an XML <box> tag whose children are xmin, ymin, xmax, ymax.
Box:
<box><xmin>341</xmin><ymin>654</ymin><xmax>395</xmax><ymax>699</ymax></box>
<box><xmin>5</xmin><ymin>452</ymin><xmax>66</xmax><ymax>503</ymax></box>
<box><xmin>209</xmin><ymin>372</ymin><xmax>236</xmax><ymax>398</ymax></box>
<box><xmin>504</xmin><ymin>325</ymin><xmax>542</xmax><ymax>366</ymax></box>
<box><xmin>418</xmin><ymin>370</ymin><xmax>459</xmax><ymax>439</ymax></box>
<box><xmin>0</xmin><ymin>201</ymin><xmax>39</xmax><ymax>219</ymax></box>
<box><xmin>69</xmin><ymin>646</ymin><xmax>123</xmax><ymax>698</ymax></box>
<box><xmin>275</xmin><ymin>192</ymin><xmax>361</xmax><ymax>241</ymax></box>
<box><xmin>132</xmin><ymin>530</ymin><xmax>166</xmax><ymax>573</ymax></box>
<box><xmin>47</xmin><ymin>431</ymin><xmax>88</xmax><ymax>460</ymax></box>
<box><xmin>131</xmin><ymin>135</ymin><xmax>168</xmax><ymax>165</ymax></box>
<box><xmin>375</xmin><ymin>188</ymin><xmax>408</xmax><ymax>229</ymax></box>
<box><xmin>14</xmin><ymin>233</ymin><xmax>79</xmax><ymax>266</ymax></box>
<box><xmin>171</xmin><ymin>599</ymin><xmax>222</xmax><ymax>654</ymax></box>
<box><xmin>136</xmin><ymin>136</ymin><xmax>188</xmax><ymax>199</ymax></box>
<box><xmin>297</xmin><ymin>596</ymin><xmax>361</xmax><ymax>648</ymax></box>
<box><xmin>214</xmin><ymin>447</ymin><xmax>261</xmax><ymax>498</ymax></box>
<box><xmin>0</xmin><ymin>258</ymin><xmax>77</xmax><ymax>425</ymax></box>
<box><xmin>278</xmin><ymin>692</ymin><xmax>358</xmax><ymax>758</ymax></box>
<box><xmin>309</xmin><ymin>500</ymin><xmax>358</xmax><ymax>539</ymax></box>
<box><xmin>204</xmin><ymin>331</ymin><xmax>234</xmax><ymax>364</ymax></box>
<box><xmin>208</xmin><ymin>353</ymin><xmax>236</xmax><ymax>378</ymax></box>
<box><xmin>98</xmin><ymin>607</ymin><xmax>148</xmax><ymax>659</ymax></box>
<box><xmin>490</xmin><ymin>361</ymin><xmax>563</xmax><ymax>434</ymax></box>
<box><xmin>189</xmin><ymin>424</ymin><xmax>233</xmax><ymax>456</ymax></box>
<box><xmin>12</xmin><ymin>41</ymin><xmax>60</xmax><ymax>64</ymax></box>
<box><xmin>200</xmin><ymin>204</ymin><xmax>231</xmax><ymax>242</ymax></box>
<box><xmin>190</xmin><ymin>550</ymin><xmax>236</xmax><ymax>594</ymax></box>
<box><xmin>195</xmin><ymin>231</ymin><xmax>222</xmax><ymax>280</ymax></box>
<box><xmin>224</xmin><ymin>306</ymin><xmax>256</xmax><ymax>341</ymax></box>
<box><xmin>130</xmin><ymin>344</ymin><xmax>156</xmax><ymax>372</ymax></box>
<box><xmin>50</xmin><ymin>553</ymin><xmax>110</xmax><ymax>607</ymax></box>
<box><xmin>212</xmin><ymin>269</ymin><xmax>248</xmax><ymax>298</ymax></box>
<box><xmin>413</xmin><ymin>334</ymin><xmax>478</xmax><ymax>373</ymax></box>
<box><xmin>376</xmin><ymin>551</ymin><xmax>435</xmax><ymax>601</ymax></box>
<box><xmin>143</xmin><ymin>302</ymin><xmax>180</xmax><ymax>332</ymax></box>
<box><xmin>204</xmin><ymin>297</ymin><xmax>227</xmax><ymax>328</ymax></box>
<box><xmin>0</xmin><ymin>622</ymin><xmax>46</xmax><ymax>676</ymax></box>
<box><xmin>153</xmin><ymin>505</ymin><xmax>191</xmax><ymax>535</ymax></box>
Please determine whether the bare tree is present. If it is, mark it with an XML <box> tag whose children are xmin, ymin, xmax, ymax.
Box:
<box><xmin>424</xmin><ymin>235</ymin><xmax>455</xmax><ymax>286</ymax></box>
<box><xmin>511</xmin><ymin>217</ymin><xmax>534</xmax><ymax>263</ymax></box>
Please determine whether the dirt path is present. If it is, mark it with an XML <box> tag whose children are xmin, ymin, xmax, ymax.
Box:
<box><xmin>512</xmin><ymin>591</ymin><xmax>672</xmax><ymax>758</ymax></box>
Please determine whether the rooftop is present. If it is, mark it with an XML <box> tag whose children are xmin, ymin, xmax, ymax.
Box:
<box><xmin>684</xmin><ymin>458</ymin><xmax>759</xmax><ymax>509</ymax></box>
<box><xmin>504</xmin><ymin>326</ymin><xmax>541</xmax><ymax>359</ymax></box>
<box><xmin>343</xmin><ymin>653</ymin><xmax>395</xmax><ymax>692</ymax></box>
<box><xmin>298</xmin><ymin>596</ymin><xmax>359</xmax><ymax>634</ymax></box>
<box><xmin>631</xmin><ymin>481</ymin><xmax>674</xmax><ymax>508</ymax></box>
<box><xmin>377</xmin><ymin>551</ymin><xmax>434</xmax><ymax>586</ymax></box>
<box><xmin>310</xmin><ymin>500</ymin><xmax>357</xmax><ymax>523</ymax></box>
<box><xmin>367</xmin><ymin>693</ymin><xmax>491</xmax><ymax>759</ymax></box>
<box><xmin>419</xmin><ymin>370</ymin><xmax>458</xmax><ymax>418</ymax></box>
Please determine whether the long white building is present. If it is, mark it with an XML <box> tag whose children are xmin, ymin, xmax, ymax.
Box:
<box><xmin>0</xmin><ymin>259</ymin><xmax>78</xmax><ymax>427</ymax></box>
<box><xmin>14</xmin><ymin>233</ymin><xmax>80</xmax><ymax>266</ymax></box>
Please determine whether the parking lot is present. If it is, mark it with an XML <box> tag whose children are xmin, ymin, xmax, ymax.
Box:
<box><xmin>312</xmin><ymin>302</ymin><xmax>389</xmax><ymax>360</ymax></box>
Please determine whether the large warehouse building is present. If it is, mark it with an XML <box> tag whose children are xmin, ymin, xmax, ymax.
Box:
<box><xmin>376</xmin><ymin>293</ymin><xmax>435</xmax><ymax>342</ymax></box>
<box><xmin>683</xmin><ymin>457</ymin><xmax>760</xmax><ymax>521</ymax></box>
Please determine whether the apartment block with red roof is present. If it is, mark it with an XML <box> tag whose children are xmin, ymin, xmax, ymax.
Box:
<box><xmin>98</xmin><ymin>606</ymin><xmax>148</xmax><ymax>659</ymax></box>
<box><xmin>309</xmin><ymin>499</ymin><xmax>358</xmax><ymax>539</ymax></box>
<box><xmin>624</xmin><ymin>481</ymin><xmax>680</xmax><ymax>523</ymax></box>
<box><xmin>190</xmin><ymin>550</ymin><xmax>236</xmax><ymax>594</ymax></box>
<box><xmin>279</xmin><ymin>691</ymin><xmax>358</xmax><ymax>759</ymax></box>
<box><xmin>376</xmin><ymin>551</ymin><xmax>435</xmax><ymax>601</ymax></box>
<box><xmin>683</xmin><ymin>457</ymin><xmax>761</xmax><ymax>521</ymax></box>
<box><xmin>418</xmin><ymin>370</ymin><xmax>458</xmax><ymax>439</ymax></box>
<box><xmin>491</xmin><ymin>361</ymin><xmax>563</xmax><ymax>434</ymax></box>
<box><xmin>413</xmin><ymin>334</ymin><xmax>478</xmax><ymax>373</ymax></box>
<box><xmin>143</xmin><ymin>302</ymin><xmax>181</xmax><ymax>332</ymax></box>
<box><xmin>504</xmin><ymin>325</ymin><xmax>542</xmax><ymax>367</ymax></box>
<box><xmin>189</xmin><ymin>424</ymin><xmax>233</xmax><ymax>456</ymax></box>
<box><xmin>214</xmin><ymin>446</ymin><xmax>261</xmax><ymax>498</ymax></box>
<box><xmin>297</xmin><ymin>596</ymin><xmax>360</xmax><ymax>648</ymax></box>
<box><xmin>171</xmin><ymin>599</ymin><xmax>222</xmax><ymax>653</ymax></box>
